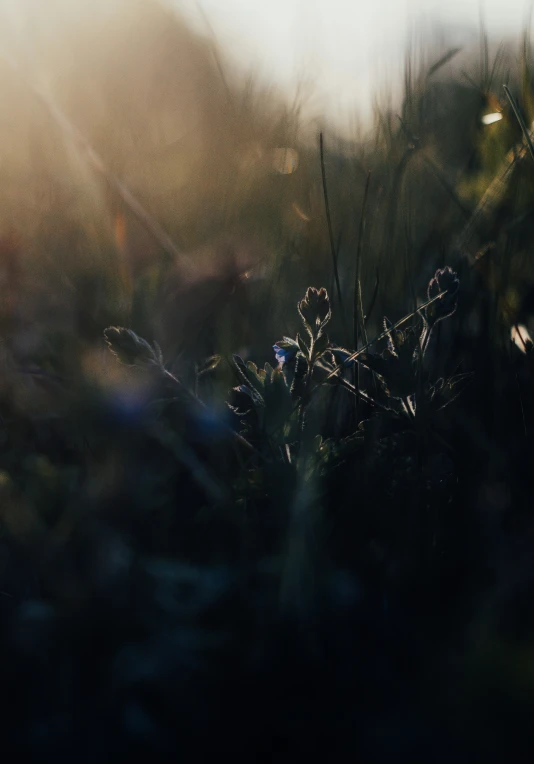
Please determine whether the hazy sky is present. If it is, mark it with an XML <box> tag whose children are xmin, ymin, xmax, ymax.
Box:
<box><xmin>175</xmin><ymin>0</ymin><xmax>534</xmax><ymax>126</ymax></box>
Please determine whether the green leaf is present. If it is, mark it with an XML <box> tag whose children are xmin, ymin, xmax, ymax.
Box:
<box><xmin>313</xmin><ymin>332</ymin><xmax>329</xmax><ymax>359</ymax></box>
<box><xmin>104</xmin><ymin>327</ymin><xmax>162</xmax><ymax>369</ymax></box>
<box><xmin>297</xmin><ymin>303</ymin><xmax>314</xmax><ymax>339</ymax></box>
<box><xmin>246</xmin><ymin>360</ymin><xmax>265</xmax><ymax>388</ymax></box>
<box><xmin>297</xmin><ymin>333</ymin><xmax>309</xmax><ymax>358</ymax></box>
<box><xmin>281</xmin><ymin>336</ymin><xmax>299</xmax><ymax>347</ymax></box>
<box><xmin>264</xmin><ymin>362</ymin><xmax>275</xmax><ymax>380</ymax></box>
<box><xmin>196</xmin><ymin>354</ymin><xmax>222</xmax><ymax>376</ymax></box>
<box><xmin>233</xmin><ymin>355</ymin><xmax>263</xmax><ymax>394</ymax></box>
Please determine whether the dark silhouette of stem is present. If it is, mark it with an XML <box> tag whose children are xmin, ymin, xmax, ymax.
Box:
<box><xmin>319</xmin><ymin>132</ymin><xmax>347</xmax><ymax>335</ymax></box>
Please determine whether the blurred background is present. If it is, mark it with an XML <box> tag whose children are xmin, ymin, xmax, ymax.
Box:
<box><xmin>2</xmin><ymin>3</ymin><xmax>534</xmax><ymax>759</ymax></box>
<box><xmin>0</xmin><ymin>0</ymin><xmax>532</xmax><ymax>362</ymax></box>
<box><xmin>177</xmin><ymin>0</ymin><xmax>534</xmax><ymax>130</ymax></box>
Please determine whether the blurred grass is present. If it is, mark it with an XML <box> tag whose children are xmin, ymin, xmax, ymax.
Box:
<box><xmin>0</xmin><ymin>0</ymin><xmax>518</xmax><ymax>356</ymax></box>
<box><xmin>1</xmin><ymin>1</ymin><xmax>534</xmax><ymax>760</ymax></box>
<box><xmin>0</xmin><ymin>2</ymin><xmax>527</xmax><ymax>366</ymax></box>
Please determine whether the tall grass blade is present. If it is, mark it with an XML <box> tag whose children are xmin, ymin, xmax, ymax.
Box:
<box><xmin>427</xmin><ymin>47</ymin><xmax>462</xmax><ymax>78</ymax></box>
<box><xmin>320</xmin><ymin>132</ymin><xmax>347</xmax><ymax>336</ymax></box>
<box><xmin>503</xmin><ymin>84</ymin><xmax>534</xmax><ymax>163</ymax></box>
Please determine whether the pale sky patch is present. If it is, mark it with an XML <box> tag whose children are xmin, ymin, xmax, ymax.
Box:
<box><xmin>173</xmin><ymin>0</ymin><xmax>534</xmax><ymax>128</ymax></box>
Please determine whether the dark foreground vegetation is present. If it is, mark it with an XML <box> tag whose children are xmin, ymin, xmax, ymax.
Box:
<box><xmin>3</xmin><ymin>1</ymin><xmax>534</xmax><ymax>760</ymax></box>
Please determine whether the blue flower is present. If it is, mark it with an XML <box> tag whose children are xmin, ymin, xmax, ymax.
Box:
<box><xmin>273</xmin><ymin>339</ymin><xmax>299</xmax><ymax>366</ymax></box>
<box><xmin>273</xmin><ymin>345</ymin><xmax>291</xmax><ymax>365</ymax></box>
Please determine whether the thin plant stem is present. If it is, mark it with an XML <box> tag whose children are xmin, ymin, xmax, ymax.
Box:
<box><xmin>503</xmin><ymin>84</ymin><xmax>534</xmax><ymax>163</ymax></box>
<box><xmin>353</xmin><ymin>170</ymin><xmax>371</xmax><ymax>422</ymax></box>
<box><xmin>354</xmin><ymin>171</ymin><xmax>372</xmax><ymax>350</ymax></box>
<box><xmin>319</xmin><ymin>132</ymin><xmax>348</xmax><ymax>336</ymax></box>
